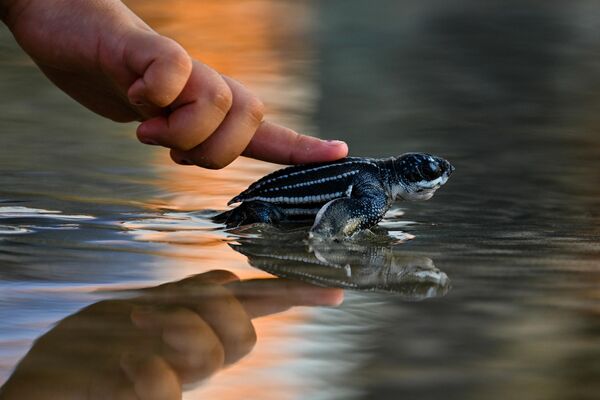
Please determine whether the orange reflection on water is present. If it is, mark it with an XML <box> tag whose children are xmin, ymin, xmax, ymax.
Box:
<box><xmin>126</xmin><ymin>0</ymin><xmax>312</xmax><ymax>77</ymax></box>
<box><xmin>152</xmin><ymin>157</ymin><xmax>276</xmax><ymax>211</ymax></box>
<box><xmin>194</xmin><ymin>313</ymin><xmax>313</xmax><ymax>400</ymax></box>
<box><xmin>124</xmin><ymin>1</ymin><xmax>321</xmax><ymax>398</ymax></box>
<box><xmin>126</xmin><ymin>0</ymin><xmax>318</xmax><ymax>127</ymax></box>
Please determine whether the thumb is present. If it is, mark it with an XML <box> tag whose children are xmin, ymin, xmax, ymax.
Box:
<box><xmin>124</xmin><ymin>30</ymin><xmax>192</xmax><ymax>108</ymax></box>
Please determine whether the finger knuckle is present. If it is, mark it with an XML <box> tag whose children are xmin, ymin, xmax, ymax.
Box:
<box><xmin>167</xmin><ymin>41</ymin><xmax>192</xmax><ymax>71</ymax></box>
<box><xmin>244</xmin><ymin>96</ymin><xmax>265</xmax><ymax>125</ymax></box>
<box><xmin>209</xmin><ymin>84</ymin><xmax>233</xmax><ymax>116</ymax></box>
<box><xmin>157</xmin><ymin>36</ymin><xmax>189</xmax><ymax>64</ymax></box>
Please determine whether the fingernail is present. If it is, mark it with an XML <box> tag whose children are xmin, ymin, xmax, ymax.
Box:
<box><xmin>327</xmin><ymin>289</ymin><xmax>345</xmax><ymax>306</ymax></box>
<box><xmin>325</xmin><ymin>140</ymin><xmax>346</xmax><ymax>146</ymax></box>
<box><xmin>139</xmin><ymin>137</ymin><xmax>159</xmax><ymax>146</ymax></box>
<box><xmin>129</xmin><ymin>95</ymin><xmax>145</xmax><ymax>106</ymax></box>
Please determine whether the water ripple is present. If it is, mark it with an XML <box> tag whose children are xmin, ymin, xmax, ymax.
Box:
<box><xmin>0</xmin><ymin>206</ymin><xmax>95</xmax><ymax>236</ymax></box>
<box><xmin>0</xmin><ymin>206</ymin><xmax>94</xmax><ymax>220</ymax></box>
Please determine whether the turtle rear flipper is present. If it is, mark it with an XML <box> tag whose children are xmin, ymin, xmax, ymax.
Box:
<box><xmin>215</xmin><ymin>200</ymin><xmax>284</xmax><ymax>228</ymax></box>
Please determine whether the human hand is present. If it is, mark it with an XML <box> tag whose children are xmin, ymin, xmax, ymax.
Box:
<box><xmin>1</xmin><ymin>0</ymin><xmax>348</xmax><ymax>168</ymax></box>
<box><xmin>0</xmin><ymin>270</ymin><xmax>343</xmax><ymax>399</ymax></box>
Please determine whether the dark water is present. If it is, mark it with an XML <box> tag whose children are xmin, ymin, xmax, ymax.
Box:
<box><xmin>1</xmin><ymin>1</ymin><xmax>600</xmax><ymax>399</ymax></box>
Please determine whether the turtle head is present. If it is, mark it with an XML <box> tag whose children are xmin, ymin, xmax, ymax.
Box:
<box><xmin>390</xmin><ymin>153</ymin><xmax>454</xmax><ymax>201</ymax></box>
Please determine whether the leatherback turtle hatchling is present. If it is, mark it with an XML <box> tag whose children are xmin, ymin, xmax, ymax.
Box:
<box><xmin>216</xmin><ymin>153</ymin><xmax>454</xmax><ymax>238</ymax></box>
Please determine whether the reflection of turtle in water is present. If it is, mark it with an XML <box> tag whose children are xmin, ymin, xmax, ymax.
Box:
<box><xmin>216</xmin><ymin>153</ymin><xmax>454</xmax><ymax>239</ymax></box>
<box><xmin>230</xmin><ymin>238</ymin><xmax>450</xmax><ymax>300</ymax></box>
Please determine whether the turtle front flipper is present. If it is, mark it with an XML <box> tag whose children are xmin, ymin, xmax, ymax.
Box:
<box><xmin>309</xmin><ymin>179</ymin><xmax>389</xmax><ymax>239</ymax></box>
<box><xmin>215</xmin><ymin>200</ymin><xmax>284</xmax><ymax>228</ymax></box>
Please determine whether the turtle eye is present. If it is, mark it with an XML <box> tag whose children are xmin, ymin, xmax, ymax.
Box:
<box><xmin>420</xmin><ymin>161</ymin><xmax>442</xmax><ymax>180</ymax></box>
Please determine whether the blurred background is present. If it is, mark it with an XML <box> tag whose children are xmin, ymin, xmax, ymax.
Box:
<box><xmin>1</xmin><ymin>0</ymin><xmax>599</xmax><ymax>398</ymax></box>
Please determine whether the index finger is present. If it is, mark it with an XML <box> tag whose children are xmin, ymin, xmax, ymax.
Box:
<box><xmin>242</xmin><ymin>121</ymin><xmax>348</xmax><ymax>165</ymax></box>
<box><xmin>226</xmin><ymin>278</ymin><xmax>345</xmax><ymax>319</ymax></box>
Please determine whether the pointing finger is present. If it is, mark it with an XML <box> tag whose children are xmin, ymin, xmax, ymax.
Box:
<box><xmin>227</xmin><ymin>279</ymin><xmax>345</xmax><ymax>319</ymax></box>
<box><xmin>242</xmin><ymin>121</ymin><xmax>348</xmax><ymax>165</ymax></box>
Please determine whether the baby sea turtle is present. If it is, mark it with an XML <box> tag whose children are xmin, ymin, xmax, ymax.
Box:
<box><xmin>216</xmin><ymin>153</ymin><xmax>454</xmax><ymax>238</ymax></box>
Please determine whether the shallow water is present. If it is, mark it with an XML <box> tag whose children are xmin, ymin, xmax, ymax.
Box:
<box><xmin>1</xmin><ymin>0</ymin><xmax>600</xmax><ymax>399</ymax></box>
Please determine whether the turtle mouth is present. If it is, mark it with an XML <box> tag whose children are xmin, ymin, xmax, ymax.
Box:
<box><xmin>409</xmin><ymin>174</ymin><xmax>450</xmax><ymax>200</ymax></box>
<box><xmin>419</xmin><ymin>174</ymin><xmax>449</xmax><ymax>190</ymax></box>
<box><xmin>394</xmin><ymin>170</ymin><xmax>451</xmax><ymax>201</ymax></box>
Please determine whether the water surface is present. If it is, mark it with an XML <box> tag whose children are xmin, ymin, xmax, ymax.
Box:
<box><xmin>1</xmin><ymin>1</ymin><xmax>600</xmax><ymax>399</ymax></box>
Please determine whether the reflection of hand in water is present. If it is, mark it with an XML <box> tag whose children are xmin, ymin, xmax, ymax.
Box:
<box><xmin>0</xmin><ymin>270</ymin><xmax>343</xmax><ymax>399</ymax></box>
